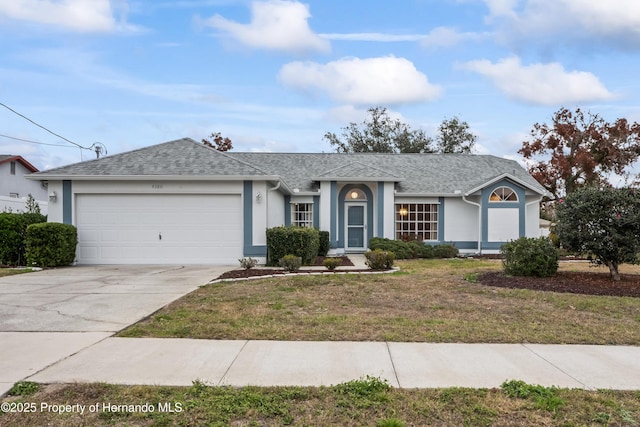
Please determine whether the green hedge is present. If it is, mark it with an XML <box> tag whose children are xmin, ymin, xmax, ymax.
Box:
<box><xmin>368</xmin><ymin>237</ymin><xmax>458</xmax><ymax>259</ymax></box>
<box><xmin>266</xmin><ymin>226</ymin><xmax>320</xmax><ymax>266</ymax></box>
<box><xmin>0</xmin><ymin>212</ymin><xmax>47</xmax><ymax>266</ymax></box>
<box><xmin>501</xmin><ymin>237</ymin><xmax>558</xmax><ymax>277</ymax></box>
<box><xmin>25</xmin><ymin>223</ymin><xmax>78</xmax><ymax>267</ymax></box>
<box><xmin>318</xmin><ymin>231</ymin><xmax>330</xmax><ymax>257</ymax></box>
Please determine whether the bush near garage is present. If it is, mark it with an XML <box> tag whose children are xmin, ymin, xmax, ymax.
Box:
<box><xmin>0</xmin><ymin>212</ymin><xmax>47</xmax><ymax>266</ymax></box>
<box><xmin>25</xmin><ymin>223</ymin><xmax>78</xmax><ymax>267</ymax></box>
<box><xmin>266</xmin><ymin>226</ymin><xmax>320</xmax><ymax>266</ymax></box>
<box><xmin>501</xmin><ymin>236</ymin><xmax>559</xmax><ymax>278</ymax></box>
<box><xmin>368</xmin><ymin>237</ymin><xmax>459</xmax><ymax>259</ymax></box>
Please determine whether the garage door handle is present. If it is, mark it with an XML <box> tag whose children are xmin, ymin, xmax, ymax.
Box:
<box><xmin>159</xmin><ymin>232</ymin><xmax>162</xmax><ymax>241</ymax></box>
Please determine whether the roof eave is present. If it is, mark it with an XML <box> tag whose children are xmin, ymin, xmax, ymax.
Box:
<box><xmin>25</xmin><ymin>174</ymin><xmax>282</xmax><ymax>182</ymax></box>
<box><xmin>312</xmin><ymin>176</ymin><xmax>405</xmax><ymax>182</ymax></box>
<box><xmin>464</xmin><ymin>173</ymin><xmax>550</xmax><ymax>197</ymax></box>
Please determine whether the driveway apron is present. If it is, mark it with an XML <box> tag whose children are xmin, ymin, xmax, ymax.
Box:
<box><xmin>0</xmin><ymin>265</ymin><xmax>226</xmax><ymax>395</ymax></box>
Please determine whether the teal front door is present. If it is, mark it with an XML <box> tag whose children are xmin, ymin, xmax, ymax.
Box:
<box><xmin>346</xmin><ymin>203</ymin><xmax>367</xmax><ymax>251</ymax></box>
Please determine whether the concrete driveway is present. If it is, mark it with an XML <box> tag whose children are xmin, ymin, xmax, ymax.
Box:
<box><xmin>0</xmin><ymin>264</ymin><xmax>228</xmax><ymax>395</ymax></box>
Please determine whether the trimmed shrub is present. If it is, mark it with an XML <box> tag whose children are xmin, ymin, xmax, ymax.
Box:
<box><xmin>318</xmin><ymin>230</ymin><xmax>330</xmax><ymax>257</ymax></box>
<box><xmin>266</xmin><ymin>226</ymin><xmax>319</xmax><ymax>266</ymax></box>
<box><xmin>323</xmin><ymin>257</ymin><xmax>342</xmax><ymax>271</ymax></box>
<box><xmin>369</xmin><ymin>237</ymin><xmax>414</xmax><ymax>259</ymax></box>
<box><xmin>432</xmin><ymin>244</ymin><xmax>459</xmax><ymax>258</ymax></box>
<box><xmin>279</xmin><ymin>254</ymin><xmax>302</xmax><ymax>271</ymax></box>
<box><xmin>0</xmin><ymin>212</ymin><xmax>47</xmax><ymax>266</ymax></box>
<box><xmin>25</xmin><ymin>223</ymin><xmax>77</xmax><ymax>267</ymax></box>
<box><xmin>238</xmin><ymin>257</ymin><xmax>258</xmax><ymax>269</ymax></box>
<box><xmin>368</xmin><ymin>237</ymin><xmax>458</xmax><ymax>260</ymax></box>
<box><xmin>365</xmin><ymin>249</ymin><xmax>395</xmax><ymax>270</ymax></box>
<box><xmin>501</xmin><ymin>236</ymin><xmax>558</xmax><ymax>278</ymax></box>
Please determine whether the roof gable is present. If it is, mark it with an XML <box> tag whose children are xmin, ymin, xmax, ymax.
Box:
<box><xmin>0</xmin><ymin>155</ymin><xmax>39</xmax><ymax>172</ymax></box>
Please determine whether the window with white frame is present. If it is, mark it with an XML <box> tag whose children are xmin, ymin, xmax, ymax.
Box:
<box><xmin>292</xmin><ymin>203</ymin><xmax>313</xmax><ymax>228</ymax></box>
<box><xmin>489</xmin><ymin>186</ymin><xmax>518</xmax><ymax>202</ymax></box>
<box><xmin>395</xmin><ymin>203</ymin><xmax>438</xmax><ymax>241</ymax></box>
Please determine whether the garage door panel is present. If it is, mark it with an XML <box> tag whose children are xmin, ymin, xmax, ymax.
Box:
<box><xmin>76</xmin><ymin>194</ymin><xmax>243</xmax><ymax>264</ymax></box>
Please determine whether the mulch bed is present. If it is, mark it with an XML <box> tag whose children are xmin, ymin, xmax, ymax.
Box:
<box><xmin>216</xmin><ymin>256</ymin><xmax>365</xmax><ymax>280</ymax></box>
<box><xmin>479</xmin><ymin>271</ymin><xmax>640</xmax><ymax>298</ymax></box>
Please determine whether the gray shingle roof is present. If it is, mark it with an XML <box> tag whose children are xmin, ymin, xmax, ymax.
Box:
<box><xmin>32</xmin><ymin>138</ymin><xmax>548</xmax><ymax>195</ymax></box>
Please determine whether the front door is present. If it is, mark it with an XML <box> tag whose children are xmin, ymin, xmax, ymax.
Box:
<box><xmin>345</xmin><ymin>202</ymin><xmax>367</xmax><ymax>251</ymax></box>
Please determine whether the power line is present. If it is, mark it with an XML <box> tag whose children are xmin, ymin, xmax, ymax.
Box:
<box><xmin>0</xmin><ymin>133</ymin><xmax>79</xmax><ymax>148</ymax></box>
<box><xmin>0</xmin><ymin>101</ymin><xmax>108</xmax><ymax>158</ymax></box>
<box><xmin>0</xmin><ymin>101</ymin><xmax>91</xmax><ymax>150</ymax></box>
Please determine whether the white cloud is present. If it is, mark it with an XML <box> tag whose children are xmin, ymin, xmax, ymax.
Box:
<box><xmin>0</xmin><ymin>0</ymin><xmax>126</xmax><ymax>32</ymax></box>
<box><xmin>463</xmin><ymin>56</ymin><xmax>614</xmax><ymax>105</ymax></box>
<box><xmin>484</xmin><ymin>0</ymin><xmax>640</xmax><ymax>49</ymax></box>
<box><xmin>206</xmin><ymin>0</ymin><xmax>330</xmax><ymax>54</ymax></box>
<box><xmin>279</xmin><ymin>56</ymin><xmax>442</xmax><ymax>106</ymax></box>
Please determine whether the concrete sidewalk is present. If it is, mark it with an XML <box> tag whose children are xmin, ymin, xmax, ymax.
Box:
<box><xmin>25</xmin><ymin>338</ymin><xmax>640</xmax><ymax>390</ymax></box>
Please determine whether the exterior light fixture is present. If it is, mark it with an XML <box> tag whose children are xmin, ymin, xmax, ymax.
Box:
<box><xmin>256</xmin><ymin>192</ymin><xmax>262</xmax><ymax>202</ymax></box>
<box><xmin>350</xmin><ymin>191</ymin><xmax>359</xmax><ymax>199</ymax></box>
<box><xmin>49</xmin><ymin>191</ymin><xmax>57</xmax><ymax>202</ymax></box>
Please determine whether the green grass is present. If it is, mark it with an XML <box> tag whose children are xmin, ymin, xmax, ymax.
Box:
<box><xmin>119</xmin><ymin>259</ymin><xmax>640</xmax><ymax>344</ymax></box>
<box><xmin>2</xmin><ymin>380</ymin><xmax>639</xmax><ymax>426</ymax></box>
<box><xmin>0</xmin><ymin>268</ymin><xmax>35</xmax><ymax>278</ymax></box>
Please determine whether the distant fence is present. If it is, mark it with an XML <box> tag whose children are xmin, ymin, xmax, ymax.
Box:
<box><xmin>0</xmin><ymin>196</ymin><xmax>48</xmax><ymax>215</ymax></box>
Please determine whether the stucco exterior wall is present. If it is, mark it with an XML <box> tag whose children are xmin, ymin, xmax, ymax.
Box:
<box><xmin>443</xmin><ymin>197</ymin><xmax>479</xmax><ymax>243</ymax></box>
<box><xmin>0</xmin><ymin>162</ymin><xmax>47</xmax><ymax>199</ymax></box>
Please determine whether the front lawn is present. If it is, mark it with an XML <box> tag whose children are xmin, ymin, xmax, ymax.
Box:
<box><xmin>119</xmin><ymin>259</ymin><xmax>640</xmax><ymax>345</ymax></box>
<box><xmin>2</xmin><ymin>380</ymin><xmax>639</xmax><ymax>426</ymax></box>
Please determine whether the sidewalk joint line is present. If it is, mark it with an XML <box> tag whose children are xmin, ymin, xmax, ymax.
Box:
<box><xmin>218</xmin><ymin>340</ymin><xmax>249</xmax><ymax>386</ymax></box>
<box><xmin>521</xmin><ymin>344</ymin><xmax>591</xmax><ymax>390</ymax></box>
<box><xmin>385</xmin><ymin>342</ymin><xmax>401</xmax><ymax>389</ymax></box>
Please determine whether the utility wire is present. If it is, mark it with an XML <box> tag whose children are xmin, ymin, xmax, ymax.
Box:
<box><xmin>0</xmin><ymin>133</ymin><xmax>78</xmax><ymax>148</ymax></box>
<box><xmin>0</xmin><ymin>101</ymin><xmax>91</xmax><ymax>150</ymax></box>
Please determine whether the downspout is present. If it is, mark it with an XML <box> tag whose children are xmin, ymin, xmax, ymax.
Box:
<box><xmin>267</xmin><ymin>180</ymin><xmax>282</xmax><ymax>227</ymax></box>
<box><xmin>525</xmin><ymin>195</ymin><xmax>543</xmax><ymax>237</ymax></box>
<box><xmin>462</xmin><ymin>194</ymin><xmax>482</xmax><ymax>254</ymax></box>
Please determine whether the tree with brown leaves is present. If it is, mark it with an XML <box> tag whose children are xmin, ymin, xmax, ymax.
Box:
<box><xmin>202</xmin><ymin>132</ymin><xmax>233</xmax><ymax>152</ymax></box>
<box><xmin>519</xmin><ymin>107</ymin><xmax>640</xmax><ymax>200</ymax></box>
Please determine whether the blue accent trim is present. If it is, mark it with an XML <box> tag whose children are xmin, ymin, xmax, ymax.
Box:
<box><xmin>242</xmin><ymin>181</ymin><xmax>267</xmax><ymax>257</ymax></box>
<box><xmin>62</xmin><ymin>180</ymin><xmax>72</xmax><ymax>225</ymax></box>
<box><xmin>481</xmin><ymin>179</ymin><xmax>527</xmax><ymax>247</ymax></box>
<box><xmin>313</xmin><ymin>196</ymin><xmax>320</xmax><ymax>229</ymax></box>
<box><xmin>377</xmin><ymin>182</ymin><xmax>384</xmax><ymax>237</ymax></box>
<box><xmin>438</xmin><ymin>197</ymin><xmax>445</xmax><ymax>243</ymax></box>
<box><xmin>243</xmin><ymin>181</ymin><xmax>253</xmax><ymax>255</ymax></box>
<box><xmin>284</xmin><ymin>195</ymin><xmax>291</xmax><ymax>226</ymax></box>
<box><xmin>450</xmin><ymin>241</ymin><xmax>482</xmax><ymax>250</ymax></box>
<box><xmin>330</xmin><ymin>181</ymin><xmax>337</xmax><ymax>247</ymax></box>
<box><xmin>245</xmin><ymin>245</ymin><xmax>267</xmax><ymax>256</ymax></box>
<box><xmin>338</xmin><ymin>184</ymin><xmax>374</xmax><ymax>250</ymax></box>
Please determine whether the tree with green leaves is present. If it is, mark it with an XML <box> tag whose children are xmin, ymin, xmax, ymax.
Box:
<box><xmin>519</xmin><ymin>107</ymin><xmax>640</xmax><ymax>200</ymax></box>
<box><xmin>435</xmin><ymin>116</ymin><xmax>477</xmax><ymax>154</ymax></box>
<box><xmin>324</xmin><ymin>107</ymin><xmax>433</xmax><ymax>153</ymax></box>
<box><xmin>556</xmin><ymin>186</ymin><xmax>640</xmax><ymax>280</ymax></box>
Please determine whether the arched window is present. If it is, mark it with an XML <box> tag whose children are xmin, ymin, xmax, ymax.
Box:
<box><xmin>489</xmin><ymin>186</ymin><xmax>518</xmax><ymax>202</ymax></box>
<box><xmin>345</xmin><ymin>188</ymin><xmax>366</xmax><ymax>200</ymax></box>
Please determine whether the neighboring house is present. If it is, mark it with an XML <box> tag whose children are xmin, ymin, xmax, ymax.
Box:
<box><xmin>28</xmin><ymin>138</ymin><xmax>550</xmax><ymax>265</ymax></box>
<box><xmin>0</xmin><ymin>155</ymin><xmax>48</xmax><ymax>214</ymax></box>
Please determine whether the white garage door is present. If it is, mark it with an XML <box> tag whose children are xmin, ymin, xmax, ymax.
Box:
<box><xmin>76</xmin><ymin>194</ymin><xmax>243</xmax><ymax>264</ymax></box>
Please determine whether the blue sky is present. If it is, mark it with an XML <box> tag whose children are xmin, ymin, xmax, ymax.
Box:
<box><xmin>1</xmin><ymin>0</ymin><xmax>639</xmax><ymax>171</ymax></box>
